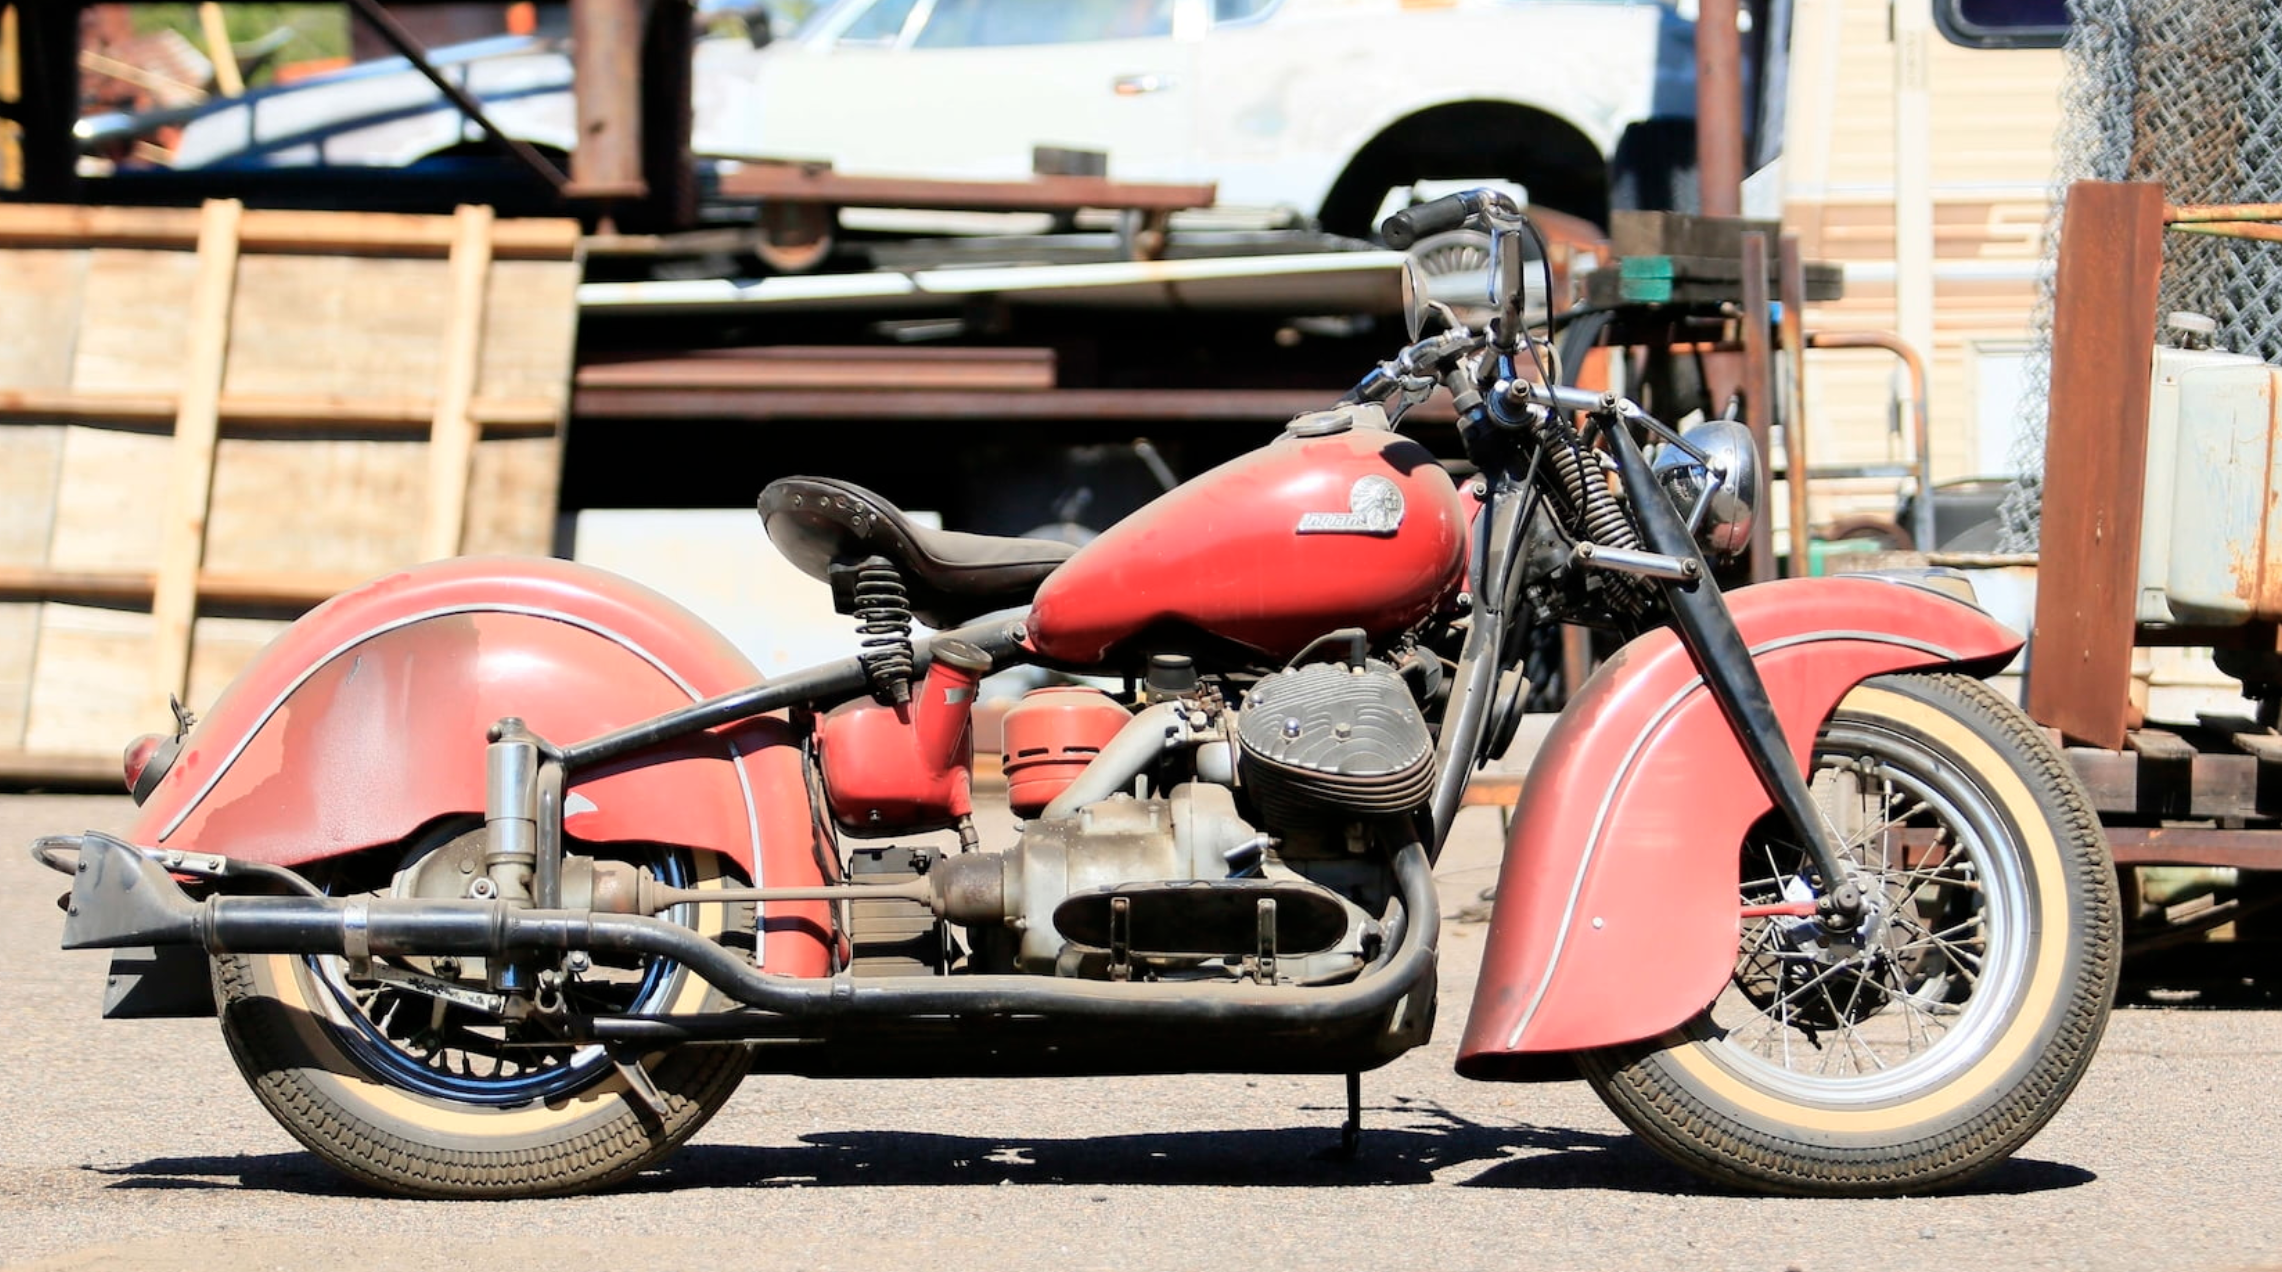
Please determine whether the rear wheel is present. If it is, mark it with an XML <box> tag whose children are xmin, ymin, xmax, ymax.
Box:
<box><xmin>1577</xmin><ymin>674</ymin><xmax>2120</xmax><ymax>1195</ymax></box>
<box><xmin>213</xmin><ymin>841</ymin><xmax>747</xmax><ymax>1198</ymax></box>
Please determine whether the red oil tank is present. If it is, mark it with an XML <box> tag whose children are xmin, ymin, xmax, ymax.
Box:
<box><xmin>817</xmin><ymin>644</ymin><xmax>989</xmax><ymax>832</ymax></box>
<box><xmin>998</xmin><ymin>686</ymin><xmax>1132</xmax><ymax>817</ymax></box>
<box><xmin>1025</xmin><ymin>422</ymin><xmax>1467</xmax><ymax>665</ymax></box>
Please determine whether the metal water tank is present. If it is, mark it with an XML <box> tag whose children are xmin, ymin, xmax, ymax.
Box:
<box><xmin>2137</xmin><ymin>320</ymin><xmax>2282</xmax><ymax>626</ymax></box>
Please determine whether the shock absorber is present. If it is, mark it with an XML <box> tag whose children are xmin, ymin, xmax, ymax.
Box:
<box><xmin>1541</xmin><ymin>416</ymin><xmax>1654</xmax><ymax>613</ymax></box>
<box><xmin>851</xmin><ymin>556</ymin><xmax>915</xmax><ymax>705</ymax></box>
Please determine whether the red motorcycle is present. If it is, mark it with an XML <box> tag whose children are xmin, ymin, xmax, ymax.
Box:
<box><xmin>40</xmin><ymin>191</ymin><xmax>2117</xmax><ymax>1199</ymax></box>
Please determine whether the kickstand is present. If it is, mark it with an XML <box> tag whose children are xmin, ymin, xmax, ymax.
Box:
<box><xmin>1336</xmin><ymin>1071</ymin><xmax>1362</xmax><ymax>1160</ymax></box>
<box><xmin>609</xmin><ymin>1048</ymin><xmax>670</xmax><ymax>1123</ymax></box>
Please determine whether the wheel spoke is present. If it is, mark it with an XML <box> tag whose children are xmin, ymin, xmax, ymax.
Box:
<box><xmin>1716</xmin><ymin>712</ymin><xmax>2024</xmax><ymax>1090</ymax></box>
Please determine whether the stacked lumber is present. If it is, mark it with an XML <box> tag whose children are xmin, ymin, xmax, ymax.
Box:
<box><xmin>0</xmin><ymin>200</ymin><xmax>582</xmax><ymax>778</ymax></box>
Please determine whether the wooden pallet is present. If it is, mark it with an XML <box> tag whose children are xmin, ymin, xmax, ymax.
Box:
<box><xmin>0</xmin><ymin>200</ymin><xmax>582</xmax><ymax>777</ymax></box>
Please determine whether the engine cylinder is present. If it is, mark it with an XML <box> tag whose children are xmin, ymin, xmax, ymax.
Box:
<box><xmin>999</xmin><ymin>686</ymin><xmax>1133</xmax><ymax>817</ymax></box>
<box><xmin>1236</xmin><ymin>661</ymin><xmax>1435</xmax><ymax>826</ymax></box>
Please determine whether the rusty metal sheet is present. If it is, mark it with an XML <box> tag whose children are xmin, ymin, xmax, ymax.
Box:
<box><xmin>576</xmin><ymin>346</ymin><xmax>1057</xmax><ymax>393</ymax></box>
<box><xmin>2025</xmin><ymin>181</ymin><xmax>2167</xmax><ymax>749</ymax></box>
<box><xmin>570</xmin><ymin>386</ymin><xmax>1456</xmax><ymax>425</ymax></box>
<box><xmin>713</xmin><ymin>165</ymin><xmax>1216</xmax><ymax>215</ymax></box>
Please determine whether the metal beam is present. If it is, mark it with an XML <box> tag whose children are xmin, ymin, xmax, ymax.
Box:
<box><xmin>569</xmin><ymin>0</ymin><xmax>646</xmax><ymax>201</ymax></box>
<box><xmin>2025</xmin><ymin>182</ymin><xmax>2167</xmax><ymax>749</ymax></box>
<box><xmin>1695</xmin><ymin>0</ymin><xmax>1743</xmax><ymax>216</ymax></box>
<box><xmin>1740</xmin><ymin>230</ymin><xmax>1775</xmax><ymax>580</ymax></box>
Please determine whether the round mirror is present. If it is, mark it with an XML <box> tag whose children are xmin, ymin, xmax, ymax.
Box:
<box><xmin>1401</xmin><ymin>256</ymin><xmax>1432</xmax><ymax>342</ymax></box>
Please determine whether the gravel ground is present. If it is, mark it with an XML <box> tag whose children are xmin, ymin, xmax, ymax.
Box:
<box><xmin>3</xmin><ymin>792</ymin><xmax>2278</xmax><ymax>1272</ymax></box>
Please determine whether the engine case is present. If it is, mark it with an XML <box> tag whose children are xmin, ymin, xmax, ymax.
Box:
<box><xmin>1000</xmin><ymin>784</ymin><xmax>1252</xmax><ymax>971</ymax></box>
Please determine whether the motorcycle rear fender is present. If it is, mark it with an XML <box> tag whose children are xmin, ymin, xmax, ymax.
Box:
<box><xmin>124</xmin><ymin>556</ymin><xmax>832</xmax><ymax>977</ymax></box>
<box><xmin>1456</xmin><ymin>575</ymin><xmax>2023</xmax><ymax>1075</ymax></box>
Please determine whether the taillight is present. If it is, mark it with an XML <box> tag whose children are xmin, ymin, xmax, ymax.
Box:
<box><xmin>121</xmin><ymin>733</ymin><xmax>180</xmax><ymax>805</ymax></box>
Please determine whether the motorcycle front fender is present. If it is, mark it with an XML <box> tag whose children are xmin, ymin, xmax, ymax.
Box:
<box><xmin>1456</xmin><ymin>575</ymin><xmax>2024</xmax><ymax>1075</ymax></box>
<box><xmin>126</xmin><ymin>556</ymin><xmax>831</xmax><ymax>977</ymax></box>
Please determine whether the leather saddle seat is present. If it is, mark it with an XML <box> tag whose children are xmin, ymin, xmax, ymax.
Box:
<box><xmin>758</xmin><ymin>477</ymin><xmax>1078</xmax><ymax>629</ymax></box>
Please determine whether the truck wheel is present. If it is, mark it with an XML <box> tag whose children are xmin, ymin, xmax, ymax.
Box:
<box><xmin>212</xmin><ymin>846</ymin><xmax>747</xmax><ymax>1198</ymax></box>
<box><xmin>1576</xmin><ymin>674</ymin><xmax>2120</xmax><ymax>1195</ymax></box>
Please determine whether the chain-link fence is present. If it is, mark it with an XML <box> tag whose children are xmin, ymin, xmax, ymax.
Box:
<box><xmin>1995</xmin><ymin>0</ymin><xmax>2282</xmax><ymax>552</ymax></box>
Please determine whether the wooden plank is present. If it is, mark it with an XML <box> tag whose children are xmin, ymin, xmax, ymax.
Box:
<box><xmin>71</xmin><ymin>249</ymin><xmax>201</xmax><ymax>393</ymax></box>
<box><xmin>0</xmin><ymin>421</ymin><xmax>63</xmax><ymax>566</ymax></box>
<box><xmin>1610</xmin><ymin>211</ymin><xmax>1783</xmax><ymax>259</ymax></box>
<box><xmin>203</xmin><ymin>437</ymin><xmax>426</xmax><ymax>577</ymax></box>
<box><xmin>198</xmin><ymin>3</ymin><xmax>244</xmax><ymax>98</ymax></box>
<box><xmin>24</xmin><ymin>602</ymin><xmax>157</xmax><ymax>754</ymax></box>
<box><xmin>0</xmin><ymin>565</ymin><xmax>363</xmax><ymax>608</ymax></box>
<box><xmin>421</xmin><ymin>206</ymin><xmax>495</xmax><ymax>561</ymax></box>
<box><xmin>475</xmin><ymin>258</ymin><xmax>581</xmax><ymax>409</ymax></box>
<box><xmin>2125</xmin><ymin>727</ymin><xmax>2198</xmax><ymax>762</ymax></box>
<box><xmin>0</xmin><ymin>204</ymin><xmax>581</xmax><ymax>258</ymax></box>
<box><xmin>0</xmin><ymin>202</ymin><xmax>580</xmax><ymax>764</ymax></box>
<box><xmin>0</xmin><ymin>388</ymin><xmax>561</xmax><ymax>429</ymax></box>
<box><xmin>0</xmin><ymin>249</ymin><xmax>88</xmax><ymax>387</ymax></box>
<box><xmin>149</xmin><ymin>198</ymin><xmax>241</xmax><ymax>717</ymax></box>
<box><xmin>462</xmin><ymin>436</ymin><xmax>564</xmax><ymax>557</ymax></box>
<box><xmin>0</xmin><ymin>603</ymin><xmax>36</xmax><ymax>750</ymax></box>
<box><xmin>0</xmin><ymin>749</ymin><xmax>120</xmax><ymax>788</ymax></box>
<box><xmin>2025</xmin><ymin>182</ymin><xmax>2167</xmax><ymax>749</ymax></box>
<box><xmin>2065</xmin><ymin>746</ymin><xmax>2263</xmax><ymax>819</ymax></box>
<box><xmin>2105</xmin><ymin>827</ymin><xmax>2282</xmax><ymax>870</ymax></box>
<box><xmin>187</xmin><ymin>614</ymin><xmax>292</xmax><ymax>713</ymax></box>
<box><xmin>44</xmin><ymin>424</ymin><xmax>170</xmax><ymax>573</ymax></box>
<box><xmin>224</xmin><ymin>254</ymin><xmax>454</xmax><ymax>398</ymax></box>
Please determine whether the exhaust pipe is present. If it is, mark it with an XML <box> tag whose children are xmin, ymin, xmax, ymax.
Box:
<box><xmin>58</xmin><ymin>833</ymin><xmax>1438</xmax><ymax>1027</ymax></box>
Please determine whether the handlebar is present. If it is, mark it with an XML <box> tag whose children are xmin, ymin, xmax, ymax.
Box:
<box><xmin>1378</xmin><ymin>187</ymin><xmax>1527</xmax><ymax>249</ymax></box>
<box><xmin>1379</xmin><ymin>193</ymin><xmax>1472</xmax><ymax>250</ymax></box>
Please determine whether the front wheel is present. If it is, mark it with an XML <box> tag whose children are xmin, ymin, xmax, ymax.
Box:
<box><xmin>1577</xmin><ymin>673</ymin><xmax>2120</xmax><ymax>1195</ymax></box>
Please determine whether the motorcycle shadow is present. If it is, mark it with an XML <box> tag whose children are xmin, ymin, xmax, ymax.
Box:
<box><xmin>94</xmin><ymin>1099</ymin><xmax>2095</xmax><ymax>1197</ymax></box>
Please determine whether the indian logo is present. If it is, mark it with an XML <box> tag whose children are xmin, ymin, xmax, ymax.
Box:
<box><xmin>1296</xmin><ymin>475</ymin><xmax>1406</xmax><ymax>536</ymax></box>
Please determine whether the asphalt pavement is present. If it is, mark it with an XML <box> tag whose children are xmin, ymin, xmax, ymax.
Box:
<box><xmin>2</xmin><ymin>791</ymin><xmax>2277</xmax><ymax>1272</ymax></box>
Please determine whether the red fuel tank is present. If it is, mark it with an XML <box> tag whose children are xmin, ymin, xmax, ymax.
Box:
<box><xmin>1026</xmin><ymin>423</ymin><xmax>1467</xmax><ymax>665</ymax></box>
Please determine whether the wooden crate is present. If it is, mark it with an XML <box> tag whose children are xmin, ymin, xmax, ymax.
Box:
<box><xmin>0</xmin><ymin>201</ymin><xmax>582</xmax><ymax>776</ymax></box>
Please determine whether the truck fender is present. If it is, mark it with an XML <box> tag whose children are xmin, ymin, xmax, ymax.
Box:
<box><xmin>126</xmin><ymin>556</ymin><xmax>830</xmax><ymax>976</ymax></box>
<box><xmin>1456</xmin><ymin>576</ymin><xmax>2023</xmax><ymax>1074</ymax></box>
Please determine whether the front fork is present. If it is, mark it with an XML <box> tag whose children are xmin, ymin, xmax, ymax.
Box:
<box><xmin>1597</xmin><ymin>405</ymin><xmax>1866</xmax><ymax>927</ymax></box>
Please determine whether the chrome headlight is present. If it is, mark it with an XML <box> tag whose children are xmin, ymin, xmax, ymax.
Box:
<box><xmin>1650</xmin><ymin>419</ymin><xmax>1758</xmax><ymax>561</ymax></box>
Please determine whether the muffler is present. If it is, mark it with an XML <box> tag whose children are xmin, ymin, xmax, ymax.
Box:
<box><xmin>53</xmin><ymin>832</ymin><xmax>1438</xmax><ymax>1028</ymax></box>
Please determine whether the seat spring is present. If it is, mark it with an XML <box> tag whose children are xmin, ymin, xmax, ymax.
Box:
<box><xmin>853</xmin><ymin>558</ymin><xmax>915</xmax><ymax>705</ymax></box>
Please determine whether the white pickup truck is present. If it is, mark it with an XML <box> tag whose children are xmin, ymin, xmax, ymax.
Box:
<box><xmin>747</xmin><ymin>0</ymin><xmax>1696</xmax><ymax>234</ymax></box>
<box><xmin>153</xmin><ymin>0</ymin><xmax>1696</xmax><ymax>237</ymax></box>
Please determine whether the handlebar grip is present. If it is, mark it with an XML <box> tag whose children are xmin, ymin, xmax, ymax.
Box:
<box><xmin>1379</xmin><ymin>193</ymin><xmax>1473</xmax><ymax>250</ymax></box>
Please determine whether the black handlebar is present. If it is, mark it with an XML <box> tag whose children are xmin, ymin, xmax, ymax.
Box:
<box><xmin>1379</xmin><ymin>193</ymin><xmax>1474</xmax><ymax>250</ymax></box>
